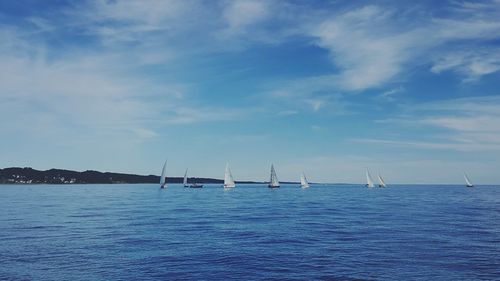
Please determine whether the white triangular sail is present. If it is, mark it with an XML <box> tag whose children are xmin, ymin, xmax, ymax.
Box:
<box><xmin>224</xmin><ymin>163</ymin><xmax>236</xmax><ymax>188</ymax></box>
<box><xmin>366</xmin><ymin>169</ymin><xmax>375</xmax><ymax>188</ymax></box>
<box><xmin>269</xmin><ymin>164</ymin><xmax>280</xmax><ymax>188</ymax></box>
<box><xmin>464</xmin><ymin>173</ymin><xmax>474</xmax><ymax>187</ymax></box>
<box><xmin>300</xmin><ymin>173</ymin><xmax>310</xmax><ymax>188</ymax></box>
<box><xmin>160</xmin><ymin>159</ymin><xmax>167</xmax><ymax>188</ymax></box>
<box><xmin>183</xmin><ymin>168</ymin><xmax>188</xmax><ymax>187</ymax></box>
<box><xmin>378</xmin><ymin>173</ymin><xmax>387</xmax><ymax>188</ymax></box>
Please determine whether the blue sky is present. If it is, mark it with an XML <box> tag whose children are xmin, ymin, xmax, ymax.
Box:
<box><xmin>1</xmin><ymin>0</ymin><xmax>500</xmax><ymax>184</ymax></box>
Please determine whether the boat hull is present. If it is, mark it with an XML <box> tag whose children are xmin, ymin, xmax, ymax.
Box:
<box><xmin>268</xmin><ymin>185</ymin><xmax>280</xmax><ymax>188</ymax></box>
<box><xmin>189</xmin><ymin>184</ymin><xmax>203</xmax><ymax>188</ymax></box>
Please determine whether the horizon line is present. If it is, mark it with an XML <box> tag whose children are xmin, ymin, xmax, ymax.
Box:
<box><xmin>0</xmin><ymin>166</ymin><xmax>494</xmax><ymax>186</ymax></box>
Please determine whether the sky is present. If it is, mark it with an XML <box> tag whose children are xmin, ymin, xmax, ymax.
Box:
<box><xmin>1</xmin><ymin>0</ymin><xmax>500</xmax><ymax>184</ymax></box>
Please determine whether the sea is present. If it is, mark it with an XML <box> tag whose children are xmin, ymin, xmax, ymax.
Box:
<box><xmin>0</xmin><ymin>184</ymin><xmax>499</xmax><ymax>280</ymax></box>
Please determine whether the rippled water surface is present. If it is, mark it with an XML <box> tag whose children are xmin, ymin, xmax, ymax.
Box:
<box><xmin>1</xmin><ymin>184</ymin><xmax>499</xmax><ymax>280</ymax></box>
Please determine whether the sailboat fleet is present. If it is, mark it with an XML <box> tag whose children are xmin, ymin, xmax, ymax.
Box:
<box><xmin>159</xmin><ymin>162</ymin><xmax>288</xmax><ymax>189</ymax></box>
<box><xmin>159</xmin><ymin>160</ymin><xmax>476</xmax><ymax>189</ymax></box>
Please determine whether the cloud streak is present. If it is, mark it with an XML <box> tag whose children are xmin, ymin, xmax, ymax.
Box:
<box><xmin>357</xmin><ymin>96</ymin><xmax>500</xmax><ymax>152</ymax></box>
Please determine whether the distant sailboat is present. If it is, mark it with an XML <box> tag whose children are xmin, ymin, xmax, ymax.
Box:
<box><xmin>268</xmin><ymin>164</ymin><xmax>280</xmax><ymax>188</ymax></box>
<box><xmin>378</xmin><ymin>173</ymin><xmax>387</xmax><ymax>188</ymax></box>
<box><xmin>189</xmin><ymin>182</ymin><xmax>203</xmax><ymax>188</ymax></box>
<box><xmin>223</xmin><ymin>163</ymin><xmax>236</xmax><ymax>188</ymax></box>
<box><xmin>464</xmin><ymin>173</ymin><xmax>474</xmax><ymax>187</ymax></box>
<box><xmin>366</xmin><ymin>169</ymin><xmax>375</xmax><ymax>188</ymax></box>
<box><xmin>183</xmin><ymin>169</ymin><xmax>189</xmax><ymax>187</ymax></box>
<box><xmin>300</xmin><ymin>173</ymin><xmax>310</xmax><ymax>188</ymax></box>
<box><xmin>160</xmin><ymin>159</ymin><xmax>167</xmax><ymax>189</ymax></box>
<box><xmin>188</xmin><ymin>172</ymin><xmax>203</xmax><ymax>188</ymax></box>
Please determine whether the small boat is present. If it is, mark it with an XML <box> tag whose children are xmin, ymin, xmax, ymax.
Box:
<box><xmin>189</xmin><ymin>183</ymin><xmax>203</xmax><ymax>188</ymax></box>
<box><xmin>183</xmin><ymin>168</ymin><xmax>189</xmax><ymax>187</ymax></box>
<box><xmin>160</xmin><ymin>159</ymin><xmax>167</xmax><ymax>189</ymax></box>
<box><xmin>268</xmin><ymin>164</ymin><xmax>280</xmax><ymax>188</ymax></box>
<box><xmin>223</xmin><ymin>163</ymin><xmax>236</xmax><ymax>188</ymax></box>
<box><xmin>365</xmin><ymin>168</ymin><xmax>375</xmax><ymax>188</ymax></box>
<box><xmin>464</xmin><ymin>173</ymin><xmax>474</xmax><ymax>187</ymax></box>
<box><xmin>300</xmin><ymin>173</ymin><xmax>310</xmax><ymax>188</ymax></box>
<box><xmin>378</xmin><ymin>173</ymin><xmax>387</xmax><ymax>188</ymax></box>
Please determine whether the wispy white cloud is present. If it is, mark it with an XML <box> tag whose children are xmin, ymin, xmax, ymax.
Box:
<box><xmin>423</xmin><ymin>115</ymin><xmax>500</xmax><ymax>133</ymax></box>
<box><xmin>431</xmin><ymin>49</ymin><xmax>500</xmax><ymax>82</ymax></box>
<box><xmin>276</xmin><ymin>110</ymin><xmax>299</xmax><ymax>116</ymax></box>
<box><xmin>307</xmin><ymin>2</ymin><xmax>500</xmax><ymax>92</ymax></box>
<box><xmin>0</xmin><ymin>30</ymin><xmax>248</xmax><ymax>146</ymax></box>
<box><xmin>307</xmin><ymin>99</ymin><xmax>326</xmax><ymax>112</ymax></box>
<box><xmin>67</xmin><ymin>0</ymin><xmax>300</xmax><ymax>53</ymax></box>
<box><xmin>222</xmin><ymin>0</ymin><xmax>270</xmax><ymax>34</ymax></box>
<box><xmin>379</xmin><ymin>86</ymin><xmax>404</xmax><ymax>101</ymax></box>
<box><xmin>73</xmin><ymin>0</ymin><xmax>199</xmax><ymax>43</ymax></box>
<box><xmin>161</xmin><ymin>106</ymin><xmax>245</xmax><ymax>125</ymax></box>
<box><xmin>357</xmin><ymin>96</ymin><xmax>500</xmax><ymax>152</ymax></box>
<box><xmin>352</xmin><ymin>138</ymin><xmax>500</xmax><ymax>152</ymax></box>
<box><xmin>205</xmin><ymin>133</ymin><xmax>270</xmax><ymax>145</ymax></box>
<box><xmin>311</xmin><ymin>125</ymin><xmax>326</xmax><ymax>132</ymax></box>
<box><xmin>264</xmin><ymin>75</ymin><xmax>351</xmax><ymax>114</ymax></box>
<box><xmin>312</xmin><ymin>6</ymin><xmax>416</xmax><ymax>91</ymax></box>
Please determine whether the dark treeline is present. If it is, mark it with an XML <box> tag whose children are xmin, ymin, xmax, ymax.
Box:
<box><xmin>0</xmin><ymin>167</ymin><xmax>258</xmax><ymax>184</ymax></box>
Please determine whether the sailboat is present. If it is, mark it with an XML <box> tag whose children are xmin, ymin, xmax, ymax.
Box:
<box><xmin>300</xmin><ymin>173</ymin><xmax>310</xmax><ymax>188</ymax></box>
<box><xmin>189</xmin><ymin>182</ymin><xmax>203</xmax><ymax>188</ymax></box>
<box><xmin>464</xmin><ymin>173</ymin><xmax>474</xmax><ymax>187</ymax></box>
<box><xmin>223</xmin><ymin>163</ymin><xmax>236</xmax><ymax>188</ymax></box>
<box><xmin>160</xmin><ymin>159</ymin><xmax>167</xmax><ymax>189</ymax></box>
<box><xmin>365</xmin><ymin>169</ymin><xmax>375</xmax><ymax>188</ymax></box>
<box><xmin>268</xmin><ymin>164</ymin><xmax>280</xmax><ymax>188</ymax></box>
<box><xmin>183</xmin><ymin>169</ymin><xmax>189</xmax><ymax>187</ymax></box>
<box><xmin>189</xmin><ymin>174</ymin><xmax>203</xmax><ymax>188</ymax></box>
<box><xmin>378</xmin><ymin>173</ymin><xmax>387</xmax><ymax>188</ymax></box>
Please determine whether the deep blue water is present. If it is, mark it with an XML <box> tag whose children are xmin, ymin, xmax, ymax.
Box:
<box><xmin>0</xmin><ymin>184</ymin><xmax>499</xmax><ymax>280</ymax></box>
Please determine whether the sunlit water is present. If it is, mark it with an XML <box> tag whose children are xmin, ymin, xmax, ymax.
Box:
<box><xmin>1</xmin><ymin>184</ymin><xmax>499</xmax><ymax>280</ymax></box>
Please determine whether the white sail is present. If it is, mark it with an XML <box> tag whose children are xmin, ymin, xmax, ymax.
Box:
<box><xmin>160</xmin><ymin>159</ymin><xmax>167</xmax><ymax>188</ymax></box>
<box><xmin>269</xmin><ymin>164</ymin><xmax>280</xmax><ymax>188</ymax></box>
<box><xmin>224</xmin><ymin>163</ymin><xmax>236</xmax><ymax>188</ymax></box>
<box><xmin>183</xmin><ymin>168</ymin><xmax>188</xmax><ymax>187</ymax></box>
<box><xmin>300</xmin><ymin>173</ymin><xmax>310</xmax><ymax>188</ymax></box>
<box><xmin>366</xmin><ymin>169</ymin><xmax>375</xmax><ymax>188</ymax></box>
<box><xmin>464</xmin><ymin>173</ymin><xmax>474</xmax><ymax>187</ymax></box>
<box><xmin>378</xmin><ymin>173</ymin><xmax>387</xmax><ymax>188</ymax></box>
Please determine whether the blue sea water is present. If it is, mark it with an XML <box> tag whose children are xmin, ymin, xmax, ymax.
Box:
<box><xmin>0</xmin><ymin>184</ymin><xmax>499</xmax><ymax>280</ymax></box>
